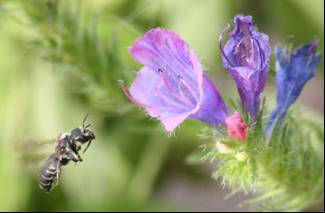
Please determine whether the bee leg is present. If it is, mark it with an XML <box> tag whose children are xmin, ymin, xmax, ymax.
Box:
<box><xmin>53</xmin><ymin>160</ymin><xmax>62</xmax><ymax>188</ymax></box>
<box><xmin>55</xmin><ymin>167</ymin><xmax>61</xmax><ymax>187</ymax></box>
<box><xmin>83</xmin><ymin>140</ymin><xmax>92</xmax><ymax>154</ymax></box>
<box><xmin>74</xmin><ymin>150</ymin><xmax>83</xmax><ymax>162</ymax></box>
<box><xmin>77</xmin><ymin>153</ymin><xmax>83</xmax><ymax>162</ymax></box>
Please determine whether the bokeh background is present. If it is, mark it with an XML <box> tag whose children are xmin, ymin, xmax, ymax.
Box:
<box><xmin>0</xmin><ymin>0</ymin><xmax>323</xmax><ymax>211</ymax></box>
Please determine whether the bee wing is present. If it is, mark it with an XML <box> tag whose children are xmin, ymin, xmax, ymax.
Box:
<box><xmin>15</xmin><ymin>138</ymin><xmax>57</xmax><ymax>172</ymax></box>
<box><xmin>19</xmin><ymin>153</ymin><xmax>51</xmax><ymax>166</ymax></box>
<box><xmin>15</xmin><ymin>138</ymin><xmax>57</xmax><ymax>152</ymax></box>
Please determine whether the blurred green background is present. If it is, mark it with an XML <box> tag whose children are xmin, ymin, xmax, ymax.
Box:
<box><xmin>0</xmin><ymin>0</ymin><xmax>323</xmax><ymax>211</ymax></box>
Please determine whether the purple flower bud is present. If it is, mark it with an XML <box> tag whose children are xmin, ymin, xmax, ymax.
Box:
<box><xmin>266</xmin><ymin>41</ymin><xmax>321</xmax><ymax>137</ymax></box>
<box><xmin>219</xmin><ymin>15</ymin><xmax>271</xmax><ymax>119</ymax></box>
<box><xmin>120</xmin><ymin>28</ymin><xmax>229</xmax><ymax>131</ymax></box>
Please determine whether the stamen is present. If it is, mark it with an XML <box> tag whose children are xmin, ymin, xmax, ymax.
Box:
<box><xmin>254</xmin><ymin>38</ymin><xmax>265</xmax><ymax>70</ymax></box>
<box><xmin>219</xmin><ymin>23</ymin><xmax>235</xmax><ymax>67</ymax></box>
<box><xmin>158</xmin><ymin>69</ymin><xmax>193</xmax><ymax>106</ymax></box>
<box><xmin>120</xmin><ymin>79</ymin><xmax>187</xmax><ymax>112</ymax></box>
<box><xmin>156</xmin><ymin>82</ymin><xmax>190</xmax><ymax>110</ymax></box>
<box><xmin>158</xmin><ymin>69</ymin><xmax>180</xmax><ymax>99</ymax></box>
<box><xmin>119</xmin><ymin>80</ymin><xmax>152</xmax><ymax>109</ymax></box>
<box><xmin>235</xmin><ymin>37</ymin><xmax>261</xmax><ymax>69</ymax></box>
<box><xmin>177</xmin><ymin>75</ymin><xmax>198</xmax><ymax>104</ymax></box>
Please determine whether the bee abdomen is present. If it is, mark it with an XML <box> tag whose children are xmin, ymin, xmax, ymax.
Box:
<box><xmin>39</xmin><ymin>154</ymin><xmax>61</xmax><ymax>192</ymax></box>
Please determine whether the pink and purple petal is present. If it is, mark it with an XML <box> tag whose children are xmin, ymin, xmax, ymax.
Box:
<box><xmin>220</xmin><ymin>15</ymin><xmax>270</xmax><ymax>119</ymax></box>
<box><xmin>121</xmin><ymin>28</ymin><xmax>229</xmax><ymax>132</ymax></box>
<box><xmin>191</xmin><ymin>75</ymin><xmax>229</xmax><ymax>127</ymax></box>
<box><xmin>129</xmin><ymin>28</ymin><xmax>201</xmax><ymax>90</ymax></box>
<box><xmin>129</xmin><ymin>67</ymin><xmax>195</xmax><ymax>131</ymax></box>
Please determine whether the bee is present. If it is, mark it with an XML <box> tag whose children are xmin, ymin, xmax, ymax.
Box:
<box><xmin>39</xmin><ymin>153</ymin><xmax>61</xmax><ymax>192</ymax></box>
<box><xmin>20</xmin><ymin>114</ymin><xmax>95</xmax><ymax>193</ymax></box>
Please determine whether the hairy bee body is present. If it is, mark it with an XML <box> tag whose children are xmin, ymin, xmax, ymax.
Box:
<box><xmin>37</xmin><ymin>114</ymin><xmax>95</xmax><ymax>192</ymax></box>
<box><xmin>39</xmin><ymin>154</ymin><xmax>61</xmax><ymax>192</ymax></box>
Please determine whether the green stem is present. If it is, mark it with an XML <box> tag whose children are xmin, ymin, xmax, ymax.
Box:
<box><xmin>127</xmin><ymin>134</ymin><xmax>169</xmax><ymax>203</ymax></box>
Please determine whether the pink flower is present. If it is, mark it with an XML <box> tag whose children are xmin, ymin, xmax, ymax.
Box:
<box><xmin>225</xmin><ymin>112</ymin><xmax>248</xmax><ymax>142</ymax></box>
<box><xmin>120</xmin><ymin>28</ymin><xmax>229</xmax><ymax>132</ymax></box>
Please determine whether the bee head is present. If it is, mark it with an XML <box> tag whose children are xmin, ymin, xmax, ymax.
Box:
<box><xmin>82</xmin><ymin>127</ymin><xmax>95</xmax><ymax>140</ymax></box>
<box><xmin>70</xmin><ymin>114</ymin><xmax>95</xmax><ymax>143</ymax></box>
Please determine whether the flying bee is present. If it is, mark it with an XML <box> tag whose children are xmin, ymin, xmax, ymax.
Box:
<box><xmin>39</xmin><ymin>153</ymin><xmax>62</xmax><ymax>192</ymax></box>
<box><xmin>39</xmin><ymin>114</ymin><xmax>95</xmax><ymax>192</ymax></box>
<box><xmin>17</xmin><ymin>114</ymin><xmax>95</xmax><ymax>193</ymax></box>
<box><xmin>69</xmin><ymin>114</ymin><xmax>96</xmax><ymax>155</ymax></box>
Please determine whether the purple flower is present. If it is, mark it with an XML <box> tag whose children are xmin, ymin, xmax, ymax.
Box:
<box><xmin>266</xmin><ymin>41</ymin><xmax>321</xmax><ymax>137</ymax></box>
<box><xmin>219</xmin><ymin>15</ymin><xmax>270</xmax><ymax>119</ymax></box>
<box><xmin>119</xmin><ymin>28</ymin><xmax>229</xmax><ymax>131</ymax></box>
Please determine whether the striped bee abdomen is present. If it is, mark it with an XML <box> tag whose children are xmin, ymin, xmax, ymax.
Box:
<box><xmin>39</xmin><ymin>154</ymin><xmax>61</xmax><ymax>192</ymax></box>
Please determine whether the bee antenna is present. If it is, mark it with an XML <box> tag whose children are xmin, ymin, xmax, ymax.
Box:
<box><xmin>82</xmin><ymin>113</ymin><xmax>89</xmax><ymax>128</ymax></box>
<box><xmin>85</xmin><ymin>123</ymin><xmax>92</xmax><ymax>129</ymax></box>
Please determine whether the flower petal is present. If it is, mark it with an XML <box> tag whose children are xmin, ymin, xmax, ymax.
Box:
<box><xmin>220</xmin><ymin>15</ymin><xmax>270</xmax><ymax>119</ymax></box>
<box><xmin>130</xmin><ymin>67</ymin><xmax>195</xmax><ymax>131</ymax></box>
<box><xmin>129</xmin><ymin>28</ymin><xmax>201</xmax><ymax>91</ymax></box>
<box><xmin>226</xmin><ymin>112</ymin><xmax>248</xmax><ymax>141</ymax></box>
<box><xmin>266</xmin><ymin>41</ymin><xmax>321</xmax><ymax>138</ymax></box>
<box><xmin>123</xmin><ymin>27</ymin><xmax>230</xmax><ymax>131</ymax></box>
<box><xmin>191</xmin><ymin>74</ymin><xmax>229</xmax><ymax>126</ymax></box>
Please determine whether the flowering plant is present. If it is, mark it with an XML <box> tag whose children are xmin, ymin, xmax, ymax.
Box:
<box><xmin>120</xmin><ymin>15</ymin><xmax>323</xmax><ymax>211</ymax></box>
